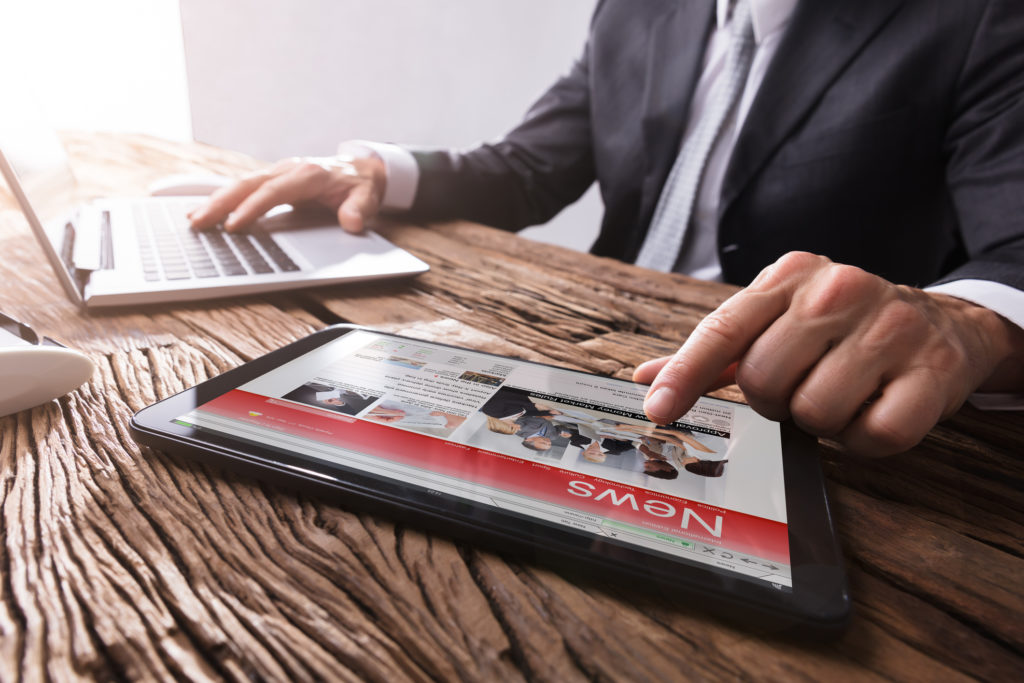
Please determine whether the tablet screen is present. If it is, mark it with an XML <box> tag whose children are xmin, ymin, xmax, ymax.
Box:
<box><xmin>172</xmin><ymin>329</ymin><xmax>792</xmax><ymax>590</ymax></box>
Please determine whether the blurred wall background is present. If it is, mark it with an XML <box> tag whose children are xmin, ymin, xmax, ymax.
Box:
<box><xmin>0</xmin><ymin>0</ymin><xmax>192</xmax><ymax>140</ymax></box>
<box><xmin>180</xmin><ymin>0</ymin><xmax>602</xmax><ymax>248</ymax></box>
<box><xmin>1</xmin><ymin>0</ymin><xmax>602</xmax><ymax>250</ymax></box>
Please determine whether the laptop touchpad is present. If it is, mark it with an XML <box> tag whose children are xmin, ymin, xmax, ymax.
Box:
<box><xmin>276</xmin><ymin>227</ymin><xmax>396</xmax><ymax>269</ymax></box>
<box><xmin>258</xmin><ymin>207</ymin><xmax>396</xmax><ymax>269</ymax></box>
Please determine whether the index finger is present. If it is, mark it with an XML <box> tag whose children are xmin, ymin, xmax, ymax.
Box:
<box><xmin>189</xmin><ymin>172</ymin><xmax>272</xmax><ymax>230</ymax></box>
<box><xmin>642</xmin><ymin>288</ymin><xmax>788</xmax><ymax>424</ymax></box>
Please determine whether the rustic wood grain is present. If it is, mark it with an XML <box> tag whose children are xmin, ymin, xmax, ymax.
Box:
<box><xmin>0</xmin><ymin>133</ymin><xmax>1021</xmax><ymax>682</ymax></box>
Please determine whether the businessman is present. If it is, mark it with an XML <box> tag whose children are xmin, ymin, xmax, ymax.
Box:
<box><xmin>517</xmin><ymin>418</ymin><xmax>573</xmax><ymax>453</ymax></box>
<box><xmin>282</xmin><ymin>382</ymin><xmax>375</xmax><ymax>416</ymax></box>
<box><xmin>479</xmin><ymin>387</ymin><xmax>560</xmax><ymax>422</ymax></box>
<box><xmin>192</xmin><ymin>0</ymin><xmax>1024</xmax><ymax>456</ymax></box>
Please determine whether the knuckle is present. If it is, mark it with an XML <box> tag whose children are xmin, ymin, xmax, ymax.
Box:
<box><xmin>789</xmin><ymin>390</ymin><xmax>845</xmax><ymax>437</ymax></box>
<box><xmin>826</xmin><ymin>262</ymin><xmax>873</xmax><ymax>292</ymax></box>
<box><xmin>880</xmin><ymin>298</ymin><xmax>927</xmax><ymax>330</ymax></box>
<box><xmin>733</xmin><ymin>359</ymin><xmax>776</xmax><ymax>404</ymax></box>
<box><xmin>254</xmin><ymin>181</ymin><xmax>291</xmax><ymax>203</ymax></box>
<box><xmin>778</xmin><ymin>251</ymin><xmax>830</xmax><ymax>281</ymax></box>
<box><xmin>294</xmin><ymin>160</ymin><xmax>327</xmax><ymax>178</ymax></box>
<box><xmin>929</xmin><ymin>343</ymin><xmax>968</xmax><ymax>376</ymax></box>
<box><xmin>749</xmin><ymin>252</ymin><xmax>833</xmax><ymax>295</ymax></box>
<box><xmin>776</xmin><ymin>250</ymin><xmax>824</xmax><ymax>272</ymax></box>
<box><xmin>734</xmin><ymin>358</ymin><xmax>793</xmax><ymax>421</ymax></box>
<box><xmin>860</xmin><ymin>300</ymin><xmax>927</xmax><ymax>351</ymax></box>
<box><xmin>798</xmin><ymin>263</ymin><xmax>874</xmax><ymax>318</ymax></box>
<box><xmin>239</xmin><ymin>170</ymin><xmax>271</xmax><ymax>189</ymax></box>
<box><xmin>696</xmin><ymin>306</ymin><xmax>746</xmax><ymax>348</ymax></box>
<box><xmin>266</xmin><ymin>159</ymin><xmax>296</xmax><ymax>174</ymax></box>
<box><xmin>749</xmin><ymin>262</ymin><xmax>782</xmax><ymax>290</ymax></box>
<box><xmin>260</xmin><ymin>174</ymin><xmax>288</xmax><ymax>191</ymax></box>
<box><xmin>858</xmin><ymin>414</ymin><xmax>922</xmax><ymax>455</ymax></box>
<box><xmin>204</xmin><ymin>186</ymin><xmax>232</xmax><ymax>203</ymax></box>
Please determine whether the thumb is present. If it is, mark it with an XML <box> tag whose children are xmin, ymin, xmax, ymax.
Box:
<box><xmin>336</xmin><ymin>182</ymin><xmax>379</xmax><ymax>233</ymax></box>
<box><xmin>632</xmin><ymin>355</ymin><xmax>673</xmax><ymax>384</ymax></box>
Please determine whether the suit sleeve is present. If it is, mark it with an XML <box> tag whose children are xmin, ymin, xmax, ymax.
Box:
<box><xmin>937</xmin><ymin>0</ymin><xmax>1024</xmax><ymax>291</ymax></box>
<box><xmin>404</xmin><ymin>7</ymin><xmax>604</xmax><ymax>230</ymax></box>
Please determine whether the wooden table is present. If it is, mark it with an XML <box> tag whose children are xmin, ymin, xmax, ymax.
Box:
<box><xmin>1</xmin><ymin>132</ymin><xmax>1021</xmax><ymax>681</ymax></box>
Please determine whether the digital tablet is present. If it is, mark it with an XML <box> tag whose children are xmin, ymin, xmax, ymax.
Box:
<box><xmin>131</xmin><ymin>325</ymin><xmax>850</xmax><ymax>637</ymax></box>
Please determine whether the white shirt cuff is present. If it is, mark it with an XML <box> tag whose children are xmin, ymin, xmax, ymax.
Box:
<box><xmin>926</xmin><ymin>279</ymin><xmax>1024</xmax><ymax>410</ymax></box>
<box><xmin>344</xmin><ymin>140</ymin><xmax>419</xmax><ymax>212</ymax></box>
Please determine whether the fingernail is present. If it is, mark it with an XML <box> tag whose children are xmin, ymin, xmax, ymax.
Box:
<box><xmin>633</xmin><ymin>359</ymin><xmax>654</xmax><ymax>378</ymax></box>
<box><xmin>645</xmin><ymin>386</ymin><xmax>678</xmax><ymax>423</ymax></box>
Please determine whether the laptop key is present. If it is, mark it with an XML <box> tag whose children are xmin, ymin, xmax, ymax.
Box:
<box><xmin>252</xmin><ymin>233</ymin><xmax>301</xmax><ymax>271</ymax></box>
<box><xmin>267</xmin><ymin>249</ymin><xmax>299</xmax><ymax>271</ymax></box>
<box><xmin>136</xmin><ymin>212</ymin><xmax>296</xmax><ymax>281</ymax></box>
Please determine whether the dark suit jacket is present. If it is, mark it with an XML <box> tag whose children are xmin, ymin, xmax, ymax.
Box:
<box><xmin>516</xmin><ymin>418</ymin><xmax>571</xmax><ymax>449</ymax></box>
<box><xmin>282</xmin><ymin>382</ymin><xmax>335</xmax><ymax>407</ymax></box>
<box><xmin>515</xmin><ymin>415</ymin><xmax>555</xmax><ymax>436</ymax></box>
<box><xmin>480</xmin><ymin>387</ymin><xmax>555</xmax><ymax>419</ymax></box>
<box><xmin>407</xmin><ymin>0</ymin><xmax>1024</xmax><ymax>290</ymax></box>
<box><xmin>282</xmin><ymin>383</ymin><xmax>375</xmax><ymax>415</ymax></box>
<box><xmin>557</xmin><ymin>423</ymin><xmax>593</xmax><ymax>448</ymax></box>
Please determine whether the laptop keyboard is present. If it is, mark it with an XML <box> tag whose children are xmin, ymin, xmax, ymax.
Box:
<box><xmin>132</xmin><ymin>204</ymin><xmax>301</xmax><ymax>281</ymax></box>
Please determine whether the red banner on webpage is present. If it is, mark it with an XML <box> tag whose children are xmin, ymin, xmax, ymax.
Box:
<box><xmin>200</xmin><ymin>390</ymin><xmax>790</xmax><ymax>563</ymax></box>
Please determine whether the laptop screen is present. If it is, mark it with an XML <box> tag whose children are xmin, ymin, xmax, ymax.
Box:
<box><xmin>0</xmin><ymin>87</ymin><xmax>86</xmax><ymax>302</ymax></box>
<box><xmin>0</xmin><ymin>102</ymin><xmax>79</xmax><ymax>231</ymax></box>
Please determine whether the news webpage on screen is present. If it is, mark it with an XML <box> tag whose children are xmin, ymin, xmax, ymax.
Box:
<box><xmin>173</xmin><ymin>329</ymin><xmax>792</xmax><ymax>589</ymax></box>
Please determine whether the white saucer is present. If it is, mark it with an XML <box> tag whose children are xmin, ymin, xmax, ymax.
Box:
<box><xmin>0</xmin><ymin>346</ymin><xmax>95</xmax><ymax>417</ymax></box>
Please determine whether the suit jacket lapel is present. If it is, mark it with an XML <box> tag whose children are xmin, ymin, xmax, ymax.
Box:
<box><xmin>720</xmin><ymin>0</ymin><xmax>907</xmax><ymax>214</ymax></box>
<box><xmin>638</xmin><ymin>0</ymin><xmax>715</xmax><ymax>231</ymax></box>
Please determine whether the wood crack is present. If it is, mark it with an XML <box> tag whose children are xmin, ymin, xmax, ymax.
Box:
<box><xmin>0</xmin><ymin>414</ymin><xmax>31</xmax><ymax>683</ymax></box>
<box><xmin>462</xmin><ymin>550</ymin><xmax>539</xmax><ymax>682</ymax></box>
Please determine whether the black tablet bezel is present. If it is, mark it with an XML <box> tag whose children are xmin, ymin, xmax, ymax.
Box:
<box><xmin>130</xmin><ymin>324</ymin><xmax>850</xmax><ymax>636</ymax></box>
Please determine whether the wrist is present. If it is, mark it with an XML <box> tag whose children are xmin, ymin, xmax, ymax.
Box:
<box><xmin>335</xmin><ymin>141</ymin><xmax>387</xmax><ymax>199</ymax></box>
<box><xmin>931</xmin><ymin>292</ymin><xmax>1024</xmax><ymax>393</ymax></box>
<box><xmin>343</xmin><ymin>140</ymin><xmax>419</xmax><ymax>211</ymax></box>
<box><xmin>976</xmin><ymin>311</ymin><xmax>1024</xmax><ymax>393</ymax></box>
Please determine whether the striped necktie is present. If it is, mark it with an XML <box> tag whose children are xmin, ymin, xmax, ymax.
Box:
<box><xmin>635</xmin><ymin>0</ymin><xmax>756</xmax><ymax>272</ymax></box>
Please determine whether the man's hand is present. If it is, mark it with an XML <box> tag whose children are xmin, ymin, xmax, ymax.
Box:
<box><xmin>632</xmin><ymin>252</ymin><xmax>1024</xmax><ymax>456</ymax></box>
<box><xmin>430</xmin><ymin>411</ymin><xmax>467</xmax><ymax>429</ymax></box>
<box><xmin>367</xmin><ymin>406</ymin><xmax>406</xmax><ymax>423</ymax></box>
<box><xmin>189</xmin><ymin>151</ymin><xmax>386</xmax><ymax>234</ymax></box>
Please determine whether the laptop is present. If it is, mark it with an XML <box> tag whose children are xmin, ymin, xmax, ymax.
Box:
<box><xmin>0</xmin><ymin>117</ymin><xmax>429</xmax><ymax>309</ymax></box>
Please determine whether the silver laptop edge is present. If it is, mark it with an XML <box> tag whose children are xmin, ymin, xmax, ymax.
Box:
<box><xmin>0</xmin><ymin>144</ymin><xmax>429</xmax><ymax>309</ymax></box>
<box><xmin>0</xmin><ymin>147</ymin><xmax>85</xmax><ymax>306</ymax></box>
